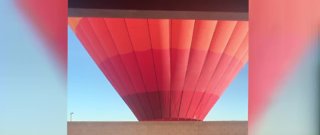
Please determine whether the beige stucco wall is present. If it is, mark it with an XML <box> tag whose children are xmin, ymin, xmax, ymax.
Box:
<box><xmin>68</xmin><ymin>121</ymin><xmax>247</xmax><ymax>135</ymax></box>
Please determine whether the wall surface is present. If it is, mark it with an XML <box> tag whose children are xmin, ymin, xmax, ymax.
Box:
<box><xmin>68</xmin><ymin>121</ymin><xmax>247</xmax><ymax>135</ymax></box>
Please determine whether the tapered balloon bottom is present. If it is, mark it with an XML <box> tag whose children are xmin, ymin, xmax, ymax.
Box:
<box><xmin>123</xmin><ymin>91</ymin><xmax>220</xmax><ymax>121</ymax></box>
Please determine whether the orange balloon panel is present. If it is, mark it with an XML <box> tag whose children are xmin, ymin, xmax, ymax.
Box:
<box><xmin>69</xmin><ymin>18</ymin><xmax>248</xmax><ymax>121</ymax></box>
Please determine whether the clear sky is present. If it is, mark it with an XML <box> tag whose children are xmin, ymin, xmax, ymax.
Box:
<box><xmin>1</xmin><ymin>1</ymin><xmax>66</xmax><ymax>135</ymax></box>
<box><xmin>68</xmin><ymin>27</ymin><xmax>248</xmax><ymax>121</ymax></box>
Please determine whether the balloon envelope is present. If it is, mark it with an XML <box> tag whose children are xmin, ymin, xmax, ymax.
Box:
<box><xmin>69</xmin><ymin>18</ymin><xmax>248</xmax><ymax>121</ymax></box>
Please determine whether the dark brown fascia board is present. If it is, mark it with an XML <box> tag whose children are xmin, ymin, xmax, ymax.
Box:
<box><xmin>68</xmin><ymin>0</ymin><xmax>248</xmax><ymax>20</ymax></box>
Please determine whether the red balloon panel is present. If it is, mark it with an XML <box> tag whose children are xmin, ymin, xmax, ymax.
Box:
<box><xmin>71</xmin><ymin>18</ymin><xmax>248</xmax><ymax>121</ymax></box>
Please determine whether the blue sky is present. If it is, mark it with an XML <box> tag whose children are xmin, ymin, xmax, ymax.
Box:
<box><xmin>68</xmin><ymin>27</ymin><xmax>248</xmax><ymax>121</ymax></box>
<box><xmin>0</xmin><ymin>1</ymin><xmax>66</xmax><ymax>135</ymax></box>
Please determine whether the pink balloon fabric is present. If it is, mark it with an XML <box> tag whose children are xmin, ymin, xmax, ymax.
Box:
<box><xmin>70</xmin><ymin>18</ymin><xmax>248</xmax><ymax>121</ymax></box>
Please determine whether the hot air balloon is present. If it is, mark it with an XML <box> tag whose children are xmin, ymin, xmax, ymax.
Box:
<box><xmin>16</xmin><ymin>0</ymin><xmax>67</xmax><ymax>71</ymax></box>
<box><xmin>69</xmin><ymin>18</ymin><xmax>248</xmax><ymax>121</ymax></box>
